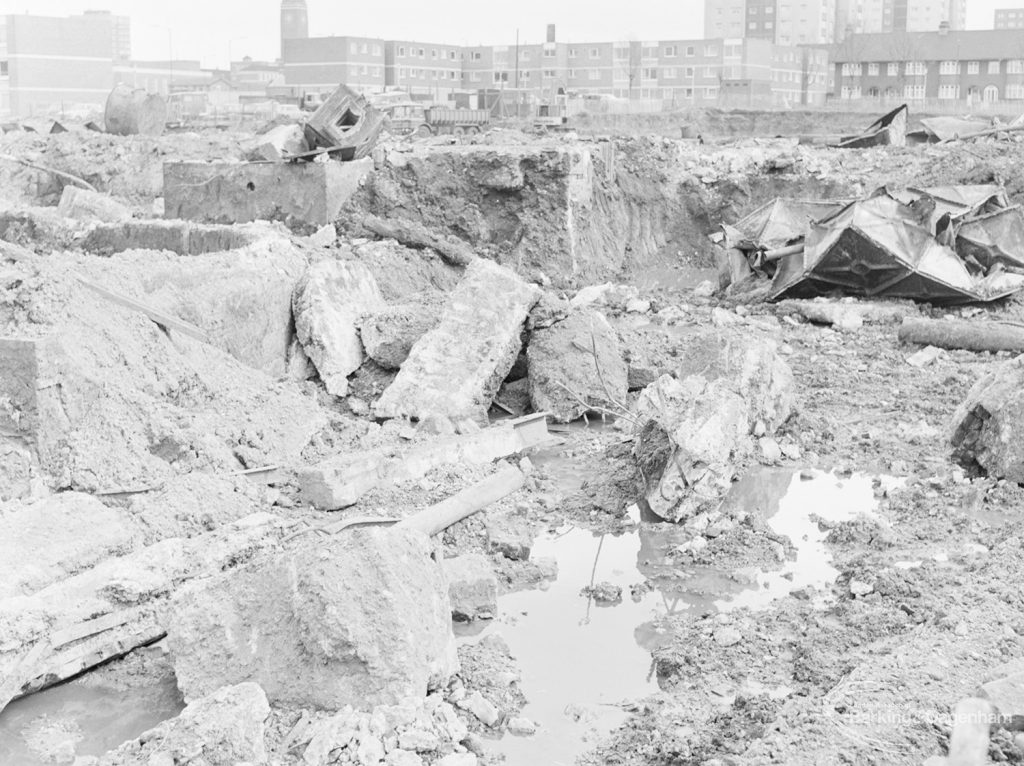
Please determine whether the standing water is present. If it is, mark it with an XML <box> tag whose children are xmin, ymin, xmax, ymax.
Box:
<box><xmin>474</xmin><ymin>463</ymin><xmax>890</xmax><ymax>765</ymax></box>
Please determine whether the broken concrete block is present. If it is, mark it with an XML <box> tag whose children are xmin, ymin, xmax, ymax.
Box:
<box><xmin>166</xmin><ymin>527</ymin><xmax>457</xmax><ymax>709</ymax></box>
<box><xmin>0</xmin><ymin>492</ymin><xmax>140</xmax><ymax>599</ymax></box>
<box><xmin>81</xmin><ymin>220</ymin><xmax>262</xmax><ymax>256</ymax></box>
<box><xmin>484</xmin><ymin>513</ymin><xmax>533</xmax><ymax>561</ymax></box>
<box><xmin>297</xmin><ymin>415</ymin><xmax>547</xmax><ymax>510</ymax></box>
<box><xmin>444</xmin><ymin>554</ymin><xmax>498</xmax><ymax>621</ymax></box>
<box><xmin>951</xmin><ymin>355</ymin><xmax>1024</xmax><ymax>482</ymax></box>
<box><xmin>56</xmin><ymin>186</ymin><xmax>131</xmax><ymax>224</ymax></box>
<box><xmin>455</xmin><ymin>690</ymin><xmax>499</xmax><ymax>727</ymax></box>
<box><xmin>375</xmin><ymin>260</ymin><xmax>540</xmax><ymax>424</ymax></box>
<box><xmin>247</xmin><ymin>124</ymin><xmax>308</xmax><ymax>162</ymax></box>
<box><xmin>631</xmin><ymin>330</ymin><xmax>795</xmax><ymax>522</ymax></box>
<box><xmin>293</xmin><ymin>259</ymin><xmax>387</xmax><ymax>396</ymax></box>
<box><xmin>360</xmin><ymin>301</ymin><xmax>442</xmax><ymax>370</ymax></box>
<box><xmin>99</xmin><ymin>683</ymin><xmax>270</xmax><ymax>766</ymax></box>
<box><xmin>100</xmin><ymin>232</ymin><xmax>306</xmax><ymax>376</ymax></box>
<box><xmin>527</xmin><ymin>308</ymin><xmax>628</xmax><ymax>423</ymax></box>
<box><xmin>979</xmin><ymin>674</ymin><xmax>1024</xmax><ymax>730</ymax></box>
<box><xmin>164</xmin><ymin>159</ymin><xmax>373</xmax><ymax>227</ymax></box>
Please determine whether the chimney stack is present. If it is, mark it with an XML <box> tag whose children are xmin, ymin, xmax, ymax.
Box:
<box><xmin>547</xmin><ymin>24</ymin><xmax>556</xmax><ymax>43</ymax></box>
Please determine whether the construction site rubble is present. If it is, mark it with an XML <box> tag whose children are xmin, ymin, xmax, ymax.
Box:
<box><xmin>9</xmin><ymin>98</ymin><xmax>1024</xmax><ymax>766</ymax></box>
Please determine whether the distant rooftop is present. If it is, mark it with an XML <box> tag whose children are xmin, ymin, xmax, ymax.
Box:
<box><xmin>832</xmin><ymin>29</ymin><xmax>1024</xmax><ymax>61</ymax></box>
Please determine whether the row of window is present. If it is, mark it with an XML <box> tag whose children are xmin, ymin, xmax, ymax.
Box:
<box><xmin>840</xmin><ymin>83</ymin><xmax>1024</xmax><ymax>100</ymax></box>
<box><xmin>395</xmin><ymin>46</ymin><xmax>458</xmax><ymax>61</ymax></box>
<box><xmin>397</xmin><ymin>68</ymin><xmax>460</xmax><ymax>80</ymax></box>
<box><xmin>348</xmin><ymin>43</ymin><xmax>383</xmax><ymax>57</ymax></box>
<box><xmin>841</xmin><ymin>60</ymin><xmax>1023</xmax><ymax>77</ymax></box>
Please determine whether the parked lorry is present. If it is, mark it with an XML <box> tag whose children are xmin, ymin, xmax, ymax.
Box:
<box><xmin>534</xmin><ymin>94</ymin><xmax>569</xmax><ymax>131</ymax></box>
<box><xmin>383</xmin><ymin>102</ymin><xmax>490</xmax><ymax>136</ymax></box>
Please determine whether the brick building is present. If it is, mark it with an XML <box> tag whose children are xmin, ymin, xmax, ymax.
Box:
<box><xmin>0</xmin><ymin>12</ymin><xmax>130</xmax><ymax>116</ymax></box>
<box><xmin>282</xmin><ymin>36</ymin><xmax>385</xmax><ymax>95</ymax></box>
<box><xmin>831</xmin><ymin>29</ymin><xmax>1024</xmax><ymax>104</ymax></box>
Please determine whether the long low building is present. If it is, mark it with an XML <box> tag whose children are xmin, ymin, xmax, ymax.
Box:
<box><xmin>831</xmin><ymin>29</ymin><xmax>1024</xmax><ymax>104</ymax></box>
<box><xmin>283</xmin><ymin>32</ymin><xmax>831</xmax><ymax>108</ymax></box>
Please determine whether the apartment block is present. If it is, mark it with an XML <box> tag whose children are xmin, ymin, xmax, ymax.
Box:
<box><xmin>0</xmin><ymin>12</ymin><xmax>123</xmax><ymax>116</ymax></box>
<box><xmin>385</xmin><ymin>40</ymin><xmax>463</xmax><ymax>100</ymax></box>
<box><xmin>705</xmin><ymin>0</ymin><xmax>749</xmax><ymax>39</ymax></box>
<box><xmin>837</xmin><ymin>0</ymin><xmax>965</xmax><ymax>37</ymax></box>
<box><xmin>994</xmin><ymin>8</ymin><xmax>1024</xmax><ymax>28</ymax></box>
<box><xmin>282</xmin><ymin>36</ymin><xmax>386</xmax><ymax>95</ymax></box>
<box><xmin>832</xmin><ymin>29</ymin><xmax>1024</xmax><ymax>103</ymax></box>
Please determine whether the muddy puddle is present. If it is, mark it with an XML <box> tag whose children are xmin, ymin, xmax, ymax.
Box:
<box><xmin>0</xmin><ymin>673</ymin><xmax>183</xmax><ymax>765</ymax></box>
<box><xmin>466</xmin><ymin>456</ymin><xmax>893</xmax><ymax>765</ymax></box>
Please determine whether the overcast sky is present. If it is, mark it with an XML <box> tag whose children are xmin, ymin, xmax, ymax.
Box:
<box><xmin>4</xmin><ymin>0</ymin><xmax>1023</xmax><ymax>68</ymax></box>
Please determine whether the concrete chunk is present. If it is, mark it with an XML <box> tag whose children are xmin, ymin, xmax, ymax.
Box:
<box><xmin>166</xmin><ymin>527</ymin><xmax>457</xmax><ymax>709</ymax></box>
<box><xmin>444</xmin><ymin>554</ymin><xmax>498</xmax><ymax>621</ymax></box>
<box><xmin>632</xmin><ymin>329</ymin><xmax>796</xmax><ymax>522</ymax></box>
<box><xmin>164</xmin><ymin>159</ymin><xmax>373</xmax><ymax>227</ymax></box>
<box><xmin>527</xmin><ymin>308</ymin><xmax>627</xmax><ymax>423</ymax></box>
<box><xmin>57</xmin><ymin>186</ymin><xmax>131</xmax><ymax>224</ymax></box>
<box><xmin>952</xmin><ymin>355</ymin><xmax>1024</xmax><ymax>481</ymax></box>
<box><xmin>297</xmin><ymin>415</ymin><xmax>546</xmax><ymax>510</ymax></box>
<box><xmin>99</xmin><ymin>682</ymin><xmax>270</xmax><ymax>766</ymax></box>
<box><xmin>293</xmin><ymin>259</ymin><xmax>387</xmax><ymax>396</ymax></box>
<box><xmin>360</xmin><ymin>301</ymin><xmax>442</xmax><ymax>370</ymax></box>
<box><xmin>375</xmin><ymin>260</ymin><xmax>540</xmax><ymax>424</ymax></box>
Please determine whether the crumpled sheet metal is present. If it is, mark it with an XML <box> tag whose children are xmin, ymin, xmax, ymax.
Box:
<box><xmin>770</xmin><ymin>195</ymin><xmax>1024</xmax><ymax>304</ymax></box>
<box><xmin>835</xmin><ymin>104</ymin><xmax>908</xmax><ymax>149</ymax></box>
<box><xmin>915</xmin><ymin>116</ymin><xmax>990</xmax><ymax>142</ymax></box>
<box><xmin>956</xmin><ymin>206</ymin><xmax>1024</xmax><ymax>271</ymax></box>
<box><xmin>724</xmin><ymin>198</ymin><xmax>843</xmax><ymax>251</ymax></box>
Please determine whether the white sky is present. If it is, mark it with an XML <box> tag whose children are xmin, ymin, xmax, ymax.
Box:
<box><xmin>2</xmin><ymin>0</ymin><xmax>1022</xmax><ymax>68</ymax></box>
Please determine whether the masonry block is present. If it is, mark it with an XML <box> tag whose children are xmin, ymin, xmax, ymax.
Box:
<box><xmin>163</xmin><ymin>159</ymin><xmax>373</xmax><ymax>227</ymax></box>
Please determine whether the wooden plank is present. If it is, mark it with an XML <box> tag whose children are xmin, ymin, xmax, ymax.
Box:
<box><xmin>75</xmin><ymin>274</ymin><xmax>209</xmax><ymax>342</ymax></box>
<box><xmin>898</xmin><ymin>317</ymin><xmax>1024</xmax><ymax>353</ymax></box>
<box><xmin>50</xmin><ymin>610</ymin><xmax>136</xmax><ymax>649</ymax></box>
<box><xmin>397</xmin><ymin>465</ymin><xmax>525</xmax><ymax>537</ymax></box>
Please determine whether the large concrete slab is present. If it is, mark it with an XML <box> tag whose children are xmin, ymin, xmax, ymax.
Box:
<box><xmin>297</xmin><ymin>413</ymin><xmax>549</xmax><ymax>510</ymax></box>
<box><xmin>166</xmin><ymin>527</ymin><xmax>457</xmax><ymax>709</ymax></box>
<box><xmin>163</xmin><ymin>158</ymin><xmax>373</xmax><ymax>227</ymax></box>
<box><xmin>374</xmin><ymin>260</ymin><xmax>540</xmax><ymax>424</ymax></box>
